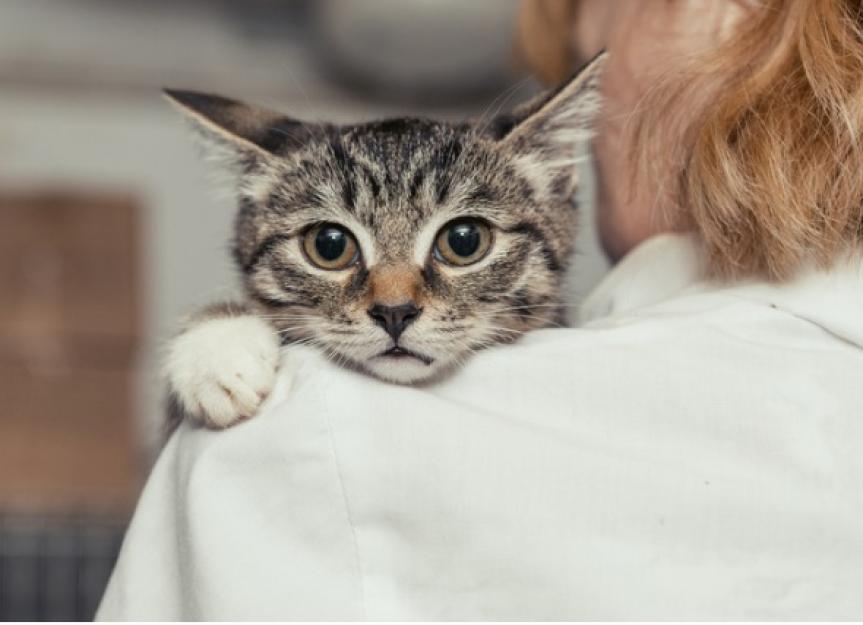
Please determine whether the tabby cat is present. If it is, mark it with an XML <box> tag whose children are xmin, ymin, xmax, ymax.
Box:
<box><xmin>163</xmin><ymin>54</ymin><xmax>605</xmax><ymax>429</ymax></box>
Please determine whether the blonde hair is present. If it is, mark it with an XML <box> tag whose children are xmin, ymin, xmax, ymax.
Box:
<box><xmin>519</xmin><ymin>0</ymin><xmax>863</xmax><ymax>280</ymax></box>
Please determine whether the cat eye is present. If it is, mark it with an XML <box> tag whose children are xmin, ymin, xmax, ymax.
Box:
<box><xmin>302</xmin><ymin>223</ymin><xmax>359</xmax><ymax>270</ymax></box>
<box><xmin>433</xmin><ymin>219</ymin><xmax>493</xmax><ymax>266</ymax></box>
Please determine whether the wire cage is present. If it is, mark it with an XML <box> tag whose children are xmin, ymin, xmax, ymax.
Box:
<box><xmin>0</xmin><ymin>514</ymin><xmax>125</xmax><ymax>621</ymax></box>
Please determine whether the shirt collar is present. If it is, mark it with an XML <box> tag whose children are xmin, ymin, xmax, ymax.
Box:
<box><xmin>578</xmin><ymin>233</ymin><xmax>706</xmax><ymax>325</ymax></box>
<box><xmin>579</xmin><ymin>232</ymin><xmax>863</xmax><ymax>350</ymax></box>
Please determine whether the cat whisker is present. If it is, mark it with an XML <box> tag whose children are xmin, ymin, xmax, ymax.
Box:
<box><xmin>473</xmin><ymin>76</ymin><xmax>534</xmax><ymax>138</ymax></box>
<box><xmin>481</xmin><ymin>302</ymin><xmax>568</xmax><ymax>312</ymax></box>
<box><xmin>257</xmin><ymin>314</ymin><xmax>321</xmax><ymax>321</ymax></box>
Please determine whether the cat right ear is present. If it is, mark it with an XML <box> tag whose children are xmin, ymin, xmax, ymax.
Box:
<box><xmin>163</xmin><ymin>89</ymin><xmax>313</xmax><ymax>165</ymax></box>
<box><xmin>496</xmin><ymin>51</ymin><xmax>606</xmax><ymax>148</ymax></box>
<box><xmin>485</xmin><ymin>52</ymin><xmax>606</xmax><ymax>199</ymax></box>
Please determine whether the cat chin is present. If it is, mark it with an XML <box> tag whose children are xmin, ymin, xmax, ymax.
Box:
<box><xmin>363</xmin><ymin>355</ymin><xmax>445</xmax><ymax>385</ymax></box>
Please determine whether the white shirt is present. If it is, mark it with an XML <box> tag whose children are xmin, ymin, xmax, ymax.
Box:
<box><xmin>97</xmin><ymin>234</ymin><xmax>863</xmax><ymax>620</ymax></box>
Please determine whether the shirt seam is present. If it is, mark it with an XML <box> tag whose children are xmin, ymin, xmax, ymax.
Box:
<box><xmin>322</xmin><ymin>399</ymin><xmax>367</xmax><ymax>619</ymax></box>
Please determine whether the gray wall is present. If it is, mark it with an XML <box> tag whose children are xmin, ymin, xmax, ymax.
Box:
<box><xmin>0</xmin><ymin>0</ymin><xmax>608</xmax><ymax>449</ymax></box>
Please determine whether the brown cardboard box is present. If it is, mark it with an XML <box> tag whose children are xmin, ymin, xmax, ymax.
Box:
<box><xmin>0</xmin><ymin>192</ymin><xmax>141</xmax><ymax>513</ymax></box>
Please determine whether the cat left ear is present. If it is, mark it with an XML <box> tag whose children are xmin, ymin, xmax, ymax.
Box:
<box><xmin>163</xmin><ymin>89</ymin><xmax>313</xmax><ymax>162</ymax></box>
<box><xmin>493</xmin><ymin>51</ymin><xmax>606</xmax><ymax>196</ymax></box>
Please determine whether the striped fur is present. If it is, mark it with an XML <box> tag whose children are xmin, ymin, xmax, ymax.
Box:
<box><xmin>163</xmin><ymin>54</ymin><xmax>605</xmax><ymax>427</ymax></box>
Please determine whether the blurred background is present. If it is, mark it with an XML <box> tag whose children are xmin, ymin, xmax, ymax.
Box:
<box><xmin>0</xmin><ymin>0</ymin><xmax>608</xmax><ymax>619</ymax></box>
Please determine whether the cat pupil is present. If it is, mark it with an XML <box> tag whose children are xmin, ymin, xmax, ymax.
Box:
<box><xmin>448</xmin><ymin>223</ymin><xmax>480</xmax><ymax>257</ymax></box>
<box><xmin>316</xmin><ymin>227</ymin><xmax>347</xmax><ymax>261</ymax></box>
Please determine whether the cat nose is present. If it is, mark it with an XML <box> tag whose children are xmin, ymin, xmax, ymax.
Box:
<box><xmin>368</xmin><ymin>303</ymin><xmax>422</xmax><ymax>342</ymax></box>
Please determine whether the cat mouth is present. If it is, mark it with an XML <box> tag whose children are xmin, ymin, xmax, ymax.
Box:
<box><xmin>375</xmin><ymin>346</ymin><xmax>434</xmax><ymax>365</ymax></box>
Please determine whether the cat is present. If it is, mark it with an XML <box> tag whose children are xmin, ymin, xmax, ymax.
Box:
<box><xmin>163</xmin><ymin>53</ymin><xmax>605</xmax><ymax>429</ymax></box>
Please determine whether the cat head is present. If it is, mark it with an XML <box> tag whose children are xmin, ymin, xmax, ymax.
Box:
<box><xmin>165</xmin><ymin>53</ymin><xmax>605</xmax><ymax>383</ymax></box>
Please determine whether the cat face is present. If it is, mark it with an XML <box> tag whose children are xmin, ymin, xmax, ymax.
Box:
<box><xmin>166</xmin><ymin>54</ymin><xmax>604</xmax><ymax>383</ymax></box>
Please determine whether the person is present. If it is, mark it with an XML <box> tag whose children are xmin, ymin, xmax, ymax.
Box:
<box><xmin>519</xmin><ymin>0</ymin><xmax>863</xmax><ymax>278</ymax></box>
<box><xmin>98</xmin><ymin>0</ymin><xmax>863</xmax><ymax>619</ymax></box>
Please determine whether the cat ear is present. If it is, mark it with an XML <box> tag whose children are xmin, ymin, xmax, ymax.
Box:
<box><xmin>163</xmin><ymin>89</ymin><xmax>313</xmax><ymax>164</ymax></box>
<box><xmin>492</xmin><ymin>51</ymin><xmax>606</xmax><ymax>197</ymax></box>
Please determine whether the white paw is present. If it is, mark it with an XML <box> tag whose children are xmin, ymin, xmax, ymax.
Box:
<box><xmin>166</xmin><ymin>315</ymin><xmax>280</xmax><ymax>429</ymax></box>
